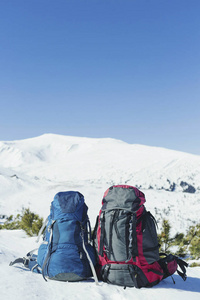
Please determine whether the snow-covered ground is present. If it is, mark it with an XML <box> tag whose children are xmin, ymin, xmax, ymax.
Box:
<box><xmin>0</xmin><ymin>134</ymin><xmax>200</xmax><ymax>299</ymax></box>
<box><xmin>0</xmin><ymin>229</ymin><xmax>200</xmax><ymax>300</ymax></box>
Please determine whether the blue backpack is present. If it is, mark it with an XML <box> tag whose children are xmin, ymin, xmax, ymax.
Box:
<box><xmin>10</xmin><ymin>191</ymin><xmax>98</xmax><ymax>283</ymax></box>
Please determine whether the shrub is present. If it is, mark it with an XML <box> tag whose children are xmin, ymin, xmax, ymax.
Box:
<box><xmin>20</xmin><ymin>208</ymin><xmax>43</xmax><ymax>236</ymax></box>
<box><xmin>0</xmin><ymin>208</ymin><xmax>43</xmax><ymax>236</ymax></box>
<box><xmin>1</xmin><ymin>214</ymin><xmax>21</xmax><ymax>230</ymax></box>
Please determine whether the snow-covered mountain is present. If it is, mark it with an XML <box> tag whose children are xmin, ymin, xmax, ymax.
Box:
<box><xmin>0</xmin><ymin>133</ymin><xmax>200</xmax><ymax>234</ymax></box>
<box><xmin>1</xmin><ymin>134</ymin><xmax>200</xmax><ymax>300</ymax></box>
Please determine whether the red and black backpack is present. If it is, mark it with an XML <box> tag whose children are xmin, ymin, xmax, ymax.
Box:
<box><xmin>93</xmin><ymin>185</ymin><xmax>188</xmax><ymax>288</ymax></box>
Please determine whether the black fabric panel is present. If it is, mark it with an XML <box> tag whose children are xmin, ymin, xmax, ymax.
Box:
<box><xmin>142</xmin><ymin>212</ymin><xmax>160</xmax><ymax>264</ymax></box>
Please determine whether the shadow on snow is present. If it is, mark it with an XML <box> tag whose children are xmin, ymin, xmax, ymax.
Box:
<box><xmin>154</xmin><ymin>274</ymin><xmax>200</xmax><ymax>293</ymax></box>
<box><xmin>9</xmin><ymin>266</ymin><xmax>200</xmax><ymax>293</ymax></box>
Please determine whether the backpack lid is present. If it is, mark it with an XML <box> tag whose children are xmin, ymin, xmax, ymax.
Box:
<box><xmin>51</xmin><ymin>191</ymin><xmax>88</xmax><ymax>222</ymax></box>
<box><xmin>102</xmin><ymin>185</ymin><xmax>146</xmax><ymax>211</ymax></box>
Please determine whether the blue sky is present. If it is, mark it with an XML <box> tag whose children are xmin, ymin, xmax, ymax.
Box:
<box><xmin>0</xmin><ymin>0</ymin><xmax>200</xmax><ymax>154</ymax></box>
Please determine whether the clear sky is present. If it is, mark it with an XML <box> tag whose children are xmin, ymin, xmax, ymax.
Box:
<box><xmin>0</xmin><ymin>0</ymin><xmax>200</xmax><ymax>155</ymax></box>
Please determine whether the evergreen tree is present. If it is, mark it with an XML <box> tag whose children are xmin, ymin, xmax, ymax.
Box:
<box><xmin>186</xmin><ymin>224</ymin><xmax>200</xmax><ymax>259</ymax></box>
<box><xmin>173</xmin><ymin>233</ymin><xmax>187</xmax><ymax>257</ymax></box>
<box><xmin>158</xmin><ymin>219</ymin><xmax>174</xmax><ymax>253</ymax></box>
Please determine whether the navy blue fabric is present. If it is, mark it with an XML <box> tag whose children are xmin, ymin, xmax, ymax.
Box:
<box><xmin>36</xmin><ymin>191</ymin><xmax>96</xmax><ymax>281</ymax></box>
<box><xmin>55</xmin><ymin>191</ymin><xmax>84</xmax><ymax>214</ymax></box>
<box><xmin>52</xmin><ymin>191</ymin><xmax>86</xmax><ymax>221</ymax></box>
<box><xmin>37</xmin><ymin>243</ymin><xmax>48</xmax><ymax>269</ymax></box>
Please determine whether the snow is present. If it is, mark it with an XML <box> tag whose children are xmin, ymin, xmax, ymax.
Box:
<box><xmin>1</xmin><ymin>229</ymin><xmax>200</xmax><ymax>300</ymax></box>
<box><xmin>0</xmin><ymin>134</ymin><xmax>200</xmax><ymax>299</ymax></box>
<box><xmin>0</xmin><ymin>133</ymin><xmax>200</xmax><ymax>231</ymax></box>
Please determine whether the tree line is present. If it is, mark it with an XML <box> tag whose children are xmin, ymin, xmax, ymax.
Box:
<box><xmin>158</xmin><ymin>219</ymin><xmax>200</xmax><ymax>265</ymax></box>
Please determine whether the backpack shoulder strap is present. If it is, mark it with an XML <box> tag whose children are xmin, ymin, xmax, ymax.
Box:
<box><xmin>41</xmin><ymin>220</ymin><xmax>56</xmax><ymax>281</ymax></box>
<box><xmin>80</xmin><ymin>221</ymin><xmax>99</xmax><ymax>285</ymax></box>
<box><xmin>36</xmin><ymin>216</ymin><xmax>49</xmax><ymax>243</ymax></box>
<box><xmin>92</xmin><ymin>215</ymin><xmax>99</xmax><ymax>243</ymax></box>
<box><xmin>99</xmin><ymin>211</ymin><xmax>105</xmax><ymax>256</ymax></box>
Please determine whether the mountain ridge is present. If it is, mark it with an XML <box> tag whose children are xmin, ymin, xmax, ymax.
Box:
<box><xmin>2</xmin><ymin>133</ymin><xmax>200</xmax><ymax>157</ymax></box>
<box><xmin>0</xmin><ymin>134</ymin><xmax>200</xmax><ymax>233</ymax></box>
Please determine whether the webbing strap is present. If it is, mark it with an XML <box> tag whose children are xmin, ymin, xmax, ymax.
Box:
<box><xmin>92</xmin><ymin>215</ymin><xmax>99</xmax><ymax>244</ymax></box>
<box><xmin>108</xmin><ymin>211</ymin><xmax>117</xmax><ymax>259</ymax></box>
<box><xmin>148</xmin><ymin>268</ymin><xmax>164</xmax><ymax>276</ymax></box>
<box><xmin>80</xmin><ymin>227</ymin><xmax>99</xmax><ymax>285</ymax></box>
<box><xmin>41</xmin><ymin>220</ymin><xmax>55</xmax><ymax>281</ymax></box>
<box><xmin>99</xmin><ymin>212</ymin><xmax>105</xmax><ymax>256</ymax></box>
<box><xmin>127</xmin><ymin>216</ymin><xmax>133</xmax><ymax>262</ymax></box>
<box><xmin>31</xmin><ymin>263</ymin><xmax>39</xmax><ymax>272</ymax></box>
<box><xmin>101</xmin><ymin>264</ymin><xmax>110</xmax><ymax>282</ymax></box>
<box><xmin>128</xmin><ymin>265</ymin><xmax>139</xmax><ymax>288</ymax></box>
<box><xmin>36</xmin><ymin>216</ymin><xmax>49</xmax><ymax>243</ymax></box>
<box><xmin>131</xmin><ymin>214</ymin><xmax>138</xmax><ymax>258</ymax></box>
<box><xmin>87</xmin><ymin>218</ymin><xmax>92</xmax><ymax>241</ymax></box>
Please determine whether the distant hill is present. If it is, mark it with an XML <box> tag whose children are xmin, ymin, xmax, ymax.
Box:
<box><xmin>0</xmin><ymin>134</ymin><xmax>200</xmax><ymax>234</ymax></box>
